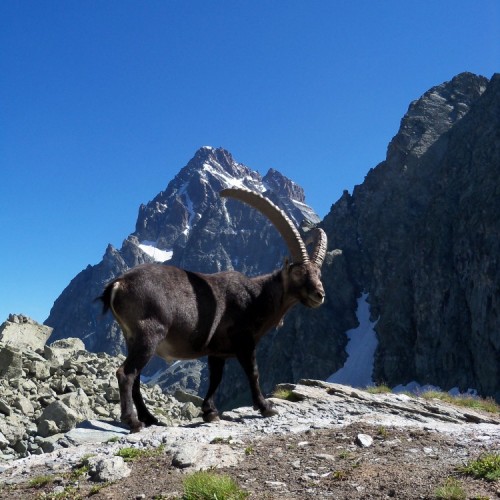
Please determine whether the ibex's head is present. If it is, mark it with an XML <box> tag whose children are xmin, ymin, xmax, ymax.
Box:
<box><xmin>220</xmin><ymin>188</ymin><xmax>327</xmax><ymax>308</ymax></box>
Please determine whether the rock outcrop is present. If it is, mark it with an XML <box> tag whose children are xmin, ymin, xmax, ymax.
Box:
<box><xmin>0</xmin><ymin>315</ymin><xmax>53</xmax><ymax>352</ymax></box>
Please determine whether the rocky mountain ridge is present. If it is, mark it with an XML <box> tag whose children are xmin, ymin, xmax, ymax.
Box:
<box><xmin>1</xmin><ymin>320</ymin><xmax>498</xmax><ymax>499</ymax></box>
<box><xmin>1</xmin><ymin>369</ymin><xmax>499</xmax><ymax>498</ymax></box>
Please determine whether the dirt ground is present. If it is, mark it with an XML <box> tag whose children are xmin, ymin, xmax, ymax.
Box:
<box><xmin>3</xmin><ymin>422</ymin><xmax>499</xmax><ymax>500</ymax></box>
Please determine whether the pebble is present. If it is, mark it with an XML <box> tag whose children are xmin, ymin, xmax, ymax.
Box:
<box><xmin>265</xmin><ymin>481</ymin><xmax>288</xmax><ymax>489</ymax></box>
<box><xmin>356</xmin><ymin>433</ymin><xmax>374</xmax><ymax>448</ymax></box>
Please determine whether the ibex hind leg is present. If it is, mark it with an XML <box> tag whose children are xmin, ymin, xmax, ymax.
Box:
<box><xmin>116</xmin><ymin>338</ymin><xmax>159</xmax><ymax>433</ymax></box>
<box><xmin>202</xmin><ymin>356</ymin><xmax>226</xmax><ymax>422</ymax></box>
<box><xmin>132</xmin><ymin>376</ymin><xmax>163</xmax><ymax>427</ymax></box>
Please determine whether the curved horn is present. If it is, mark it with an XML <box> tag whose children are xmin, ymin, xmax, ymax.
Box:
<box><xmin>220</xmin><ymin>188</ymin><xmax>309</xmax><ymax>263</ymax></box>
<box><xmin>305</xmin><ymin>228</ymin><xmax>327</xmax><ymax>267</ymax></box>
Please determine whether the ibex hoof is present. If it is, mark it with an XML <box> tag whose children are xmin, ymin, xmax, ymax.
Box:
<box><xmin>122</xmin><ymin>416</ymin><xmax>145</xmax><ymax>433</ymax></box>
<box><xmin>203</xmin><ymin>411</ymin><xmax>220</xmax><ymax>423</ymax></box>
<box><xmin>260</xmin><ymin>407</ymin><xmax>279</xmax><ymax>418</ymax></box>
<box><xmin>128</xmin><ymin>422</ymin><xmax>145</xmax><ymax>433</ymax></box>
<box><xmin>141</xmin><ymin>416</ymin><xmax>161</xmax><ymax>427</ymax></box>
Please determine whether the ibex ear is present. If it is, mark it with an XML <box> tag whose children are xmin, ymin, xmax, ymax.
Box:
<box><xmin>284</xmin><ymin>257</ymin><xmax>290</xmax><ymax>269</ymax></box>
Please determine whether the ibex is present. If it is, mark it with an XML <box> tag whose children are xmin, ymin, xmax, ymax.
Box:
<box><xmin>100</xmin><ymin>188</ymin><xmax>327</xmax><ymax>432</ymax></box>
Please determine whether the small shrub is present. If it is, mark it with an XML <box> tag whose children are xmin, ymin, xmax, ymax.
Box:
<box><xmin>244</xmin><ymin>446</ymin><xmax>254</xmax><ymax>456</ymax></box>
<box><xmin>331</xmin><ymin>469</ymin><xmax>349</xmax><ymax>481</ymax></box>
<box><xmin>70</xmin><ymin>454</ymin><xmax>94</xmax><ymax>479</ymax></box>
<box><xmin>458</xmin><ymin>453</ymin><xmax>500</xmax><ymax>481</ymax></box>
<box><xmin>210</xmin><ymin>436</ymin><xmax>232</xmax><ymax>445</ymax></box>
<box><xmin>115</xmin><ymin>447</ymin><xmax>143</xmax><ymax>462</ymax></box>
<box><xmin>182</xmin><ymin>470</ymin><xmax>248</xmax><ymax>499</ymax></box>
<box><xmin>377</xmin><ymin>426</ymin><xmax>389</xmax><ymax>438</ymax></box>
<box><xmin>435</xmin><ymin>477</ymin><xmax>466</xmax><ymax>500</ymax></box>
<box><xmin>337</xmin><ymin>450</ymin><xmax>352</xmax><ymax>460</ymax></box>
<box><xmin>89</xmin><ymin>483</ymin><xmax>108</xmax><ymax>496</ymax></box>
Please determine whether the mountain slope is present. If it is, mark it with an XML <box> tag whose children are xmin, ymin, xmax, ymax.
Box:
<box><xmin>322</xmin><ymin>72</ymin><xmax>499</xmax><ymax>400</ymax></box>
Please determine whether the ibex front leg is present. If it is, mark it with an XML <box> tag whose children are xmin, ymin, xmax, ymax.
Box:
<box><xmin>236</xmin><ymin>346</ymin><xmax>278</xmax><ymax>418</ymax></box>
<box><xmin>201</xmin><ymin>356</ymin><xmax>226</xmax><ymax>422</ymax></box>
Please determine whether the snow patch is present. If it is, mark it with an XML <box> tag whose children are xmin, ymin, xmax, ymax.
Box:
<box><xmin>327</xmin><ymin>293</ymin><xmax>378</xmax><ymax>388</ymax></box>
<box><xmin>138</xmin><ymin>241</ymin><xmax>173</xmax><ymax>262</ymax></box>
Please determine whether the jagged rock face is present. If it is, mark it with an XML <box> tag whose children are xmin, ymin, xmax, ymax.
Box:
<box><xmin>322</xmin><ymin>72</ymin><xmax>500</xmax><ymax>400</ymax></box>
<box><xmin>45</xmin><ymin>147</ymin><xmax>323</xmax><ymax>369</ymax></box>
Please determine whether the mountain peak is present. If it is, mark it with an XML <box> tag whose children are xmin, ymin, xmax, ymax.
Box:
<box><xmin>192</xmin><ymin>146</ymin><xmax>235</xmax><ymax>170</ymax></box>
<box><xmin>133</xmin><ymin>148</ymin><xmax>318</xmax><ymax>246</ymax></box>
<box><xmin>387</xmin><ymin>72</ymin><xmax>489</xmax><ymax>163</ymax></box>
<box><xmin>264</xmin><ymin>168</ymin><xmax>305</xmax><ymax>203</ymax></box>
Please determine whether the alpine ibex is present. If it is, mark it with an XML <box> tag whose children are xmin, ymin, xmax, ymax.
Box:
<box><xmin>100</xmin><ymin>188</ymin><xmax>327</xmax><ymax>432</ymax></box>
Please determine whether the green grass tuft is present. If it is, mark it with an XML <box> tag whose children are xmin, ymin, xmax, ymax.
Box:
<box><xmin>435</xmin><ymin>477</ymin><xmax>466</xmax><ymax>500</ymax></box>
<box><xmin>365</xmin><ymin>384</ymin><xmax>392</xmax><ymax>394</ymax></box>
<box><xmin>420</xmin><ymin>390</ymin><xmax>499</xmax><ymax>414</ymax></box>
<box><xmin>272</xmin><ymin>388</ymin><xmax>300</xmax><ymax>402</ymax></box>
<box><xmin>182</xmin><ymin>470</ymin><xmax>248</xmax><ymax>500</ymax></box>
<box><xmin>114</xmin><ymin>444</ymin><xmax>165</xmax><ymax>462</ymax></box>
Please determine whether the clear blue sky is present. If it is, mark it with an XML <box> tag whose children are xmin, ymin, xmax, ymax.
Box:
<box><xmin>1</xmin><ymin>1</ymin><xmax>498</xmax><ymax>324</ymax></box>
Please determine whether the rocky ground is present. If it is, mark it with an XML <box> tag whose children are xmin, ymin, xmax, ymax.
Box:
<box><xmin>1</xmin><ymin>380</ymin><xmax>499</xmax><ymax>499</ymax></box>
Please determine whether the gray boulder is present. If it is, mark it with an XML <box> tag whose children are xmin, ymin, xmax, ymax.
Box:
<box><xmin>88</xmin><ymin>456</ymin><xmax>131</xmax><ymax>482</ymax></box>
<box><xmin>37</xmin><ymin>401</ymin><xmax>85</xmax><ymax>437</ymax></box>
<box><xmin>0</xmin><ymin>345</ymin><xmax>23</xmax><ymax>379</ymax></box>
<box><xmin>0</xmin><ymin>314</ymin><xmax>52</xmax><ymax>351</ymax></box>
<box><xmin>44</xmin><ymin>338</ymin><xmax>85</xmax><ymax>366</ymax></box>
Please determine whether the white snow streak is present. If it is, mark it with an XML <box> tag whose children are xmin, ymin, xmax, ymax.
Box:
<box><xmin>326</xmin><ymin>295</ymin><xmax>480</xmax><ymax>397</ymax></box>
<box><xmin>178</xmin><ymin>183</ymin><xmax>197</xmax><ymax>236</ymax></box>
<box><xmin>327</xmin><ymin>293</ymin><xmax>378</xmax><ymax>388</ymax></box>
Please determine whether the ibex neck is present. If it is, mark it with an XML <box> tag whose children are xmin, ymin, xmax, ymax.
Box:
<box><xmin>251</xmin><ymin>269</ymin><xmax>297</xmax><ymax>334</ymax></box>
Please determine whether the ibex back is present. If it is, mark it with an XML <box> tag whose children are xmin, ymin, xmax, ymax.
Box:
<box><xmin>100</xmin><ymin>188</ymin><xmax>327</xmax><ymax>432</ymax></box>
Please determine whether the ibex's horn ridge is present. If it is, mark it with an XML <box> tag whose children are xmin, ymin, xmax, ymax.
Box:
<box><xmin>220</xmin><ymin>187</ymin><xmax>309</xmax><ymax>263</ymax></box>
<box><xmin>305</xmin><ymin>227</ymin><xmax>328</xmax><ymax>267</ymax></box>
